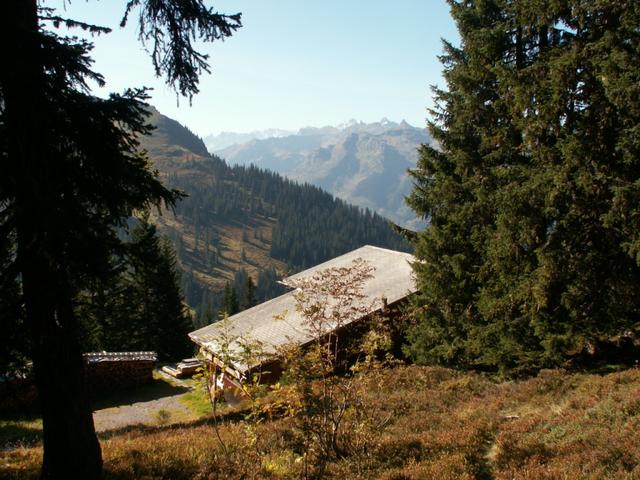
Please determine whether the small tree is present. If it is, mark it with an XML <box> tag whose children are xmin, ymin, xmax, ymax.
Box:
<box><xmin>278</xmin><ymin>258</ymin><xmax>379</xmax><ymax>476</ymax></box>
<box><xmin>222</xmin><ymin>281</ymin><xmax>239</xmax><ymax>315</ymax></box>
<box><xmin>241</xmin><ymin>276</ymin><xmax>256</xmax><ymax>310</ymax></box>
<box><xmin>196</xmin><ymin>313</ymin><xmax>269</xmax><ymax>456</ymax></box>
<box><xmin>197</xmin><ymin>259</ymin><xmax>397</xmax><ymax>478</ymax></box>
<box><xmin>128</xmin><ymin>215</ymin><xmax>194</xmax><ymax>360</ymax></box>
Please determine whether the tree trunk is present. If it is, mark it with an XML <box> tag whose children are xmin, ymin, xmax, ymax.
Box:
<box><xmin>1</xmin><ymin>1</ymin><xmax>103</xmax><ymax>478</ymax></box>
<box><xmin>20</xmin><ymin>247</ymin><xmax>103</xmax><ymax>480</ymax></box>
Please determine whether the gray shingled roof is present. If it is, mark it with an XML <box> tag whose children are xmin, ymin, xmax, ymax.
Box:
<box><xmin>189</xmin><ymin>245</ymin><xmax>416</xmax><ymax>374</ymax></box>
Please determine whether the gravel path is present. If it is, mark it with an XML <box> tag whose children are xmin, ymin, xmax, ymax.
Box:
<box><xmin>93</xmin><ymin>372</ymin><xmax>199</xmax><ymax>432</ymax></box>
<box><xmin>93</xmin><ymin>393</ymin><xmax>192</xmax><ymax>432</ymax></box>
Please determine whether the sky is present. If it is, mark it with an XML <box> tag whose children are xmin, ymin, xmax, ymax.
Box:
<box><xmin>54</xmin><ymin>1</ymin><xmax>460</xmax><ymax>137</ymax></box>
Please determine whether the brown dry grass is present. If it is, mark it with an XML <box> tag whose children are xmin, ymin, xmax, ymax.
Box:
<box><xmin>152</xmin><ymin>207</ymin><xmax>286</xmax><ymax>291</ymax></box>
<box><xmin>2</xmin><ymin>365</ymin><xmax>640</xmax><ymax>479</ymax></box>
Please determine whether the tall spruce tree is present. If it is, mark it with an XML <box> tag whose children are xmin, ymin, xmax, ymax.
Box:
<box><xmin>406</xmin><ymin>0</ymin><xmax>640</xmax><ymax>374</ymax></box>
<box><xmin>0</xmin><ymin>1</ymin><xmax>240</xmax><ymax>478</ymax></box>
<box><xmin>128</xmin><ymin>216</ymin><xmax>194</xmax><ymax>361</ymax></box>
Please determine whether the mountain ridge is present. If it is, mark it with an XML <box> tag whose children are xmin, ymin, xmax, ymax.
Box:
<box><xmin>204</xmin><ymin>128</ymin><xmax>294</xmax><ymax>151</ymax></box>
<box><xmin>212</xmin><ymin>119</ymin><xmax>430</xmax><ymax>229</ymax></box>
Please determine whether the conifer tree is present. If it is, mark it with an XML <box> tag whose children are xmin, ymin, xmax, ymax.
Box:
<box><xmin>0</xmin><ymin>1</ymin><xmax>240</xmax><ymax>477</ymax></box>
<box><xmin>407</xmin><ymin>0</ymin><xmax>640</xmax><ymax>373</ymax></box>
<box><xmin>222</xmin><ymin>281</ymin><xmax>239</xmax><ymax>316</ymax></box>
<box><xmin>242</xmin><ymin>275</ymin><xmax>256</xmax><ymax>310</ymax></box>
<box><xmin>128</xmin><ymin>216</ymin><xmax>194</xmax><ymax>360</ymax></box>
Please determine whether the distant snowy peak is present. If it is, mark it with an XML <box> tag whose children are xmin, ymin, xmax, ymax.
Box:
<box><xmin>336</xmin><ymin>118</ymin><xmax>362</xmax><ymax>130</ymax></box>
<box><xmin>297</xmin><ymin>125</ymin><xmax>341</xmax><ymax>137</ymax></box>
<box><xmin>205</xmin><ymin>119</ymin><xmax>421</xmax><ymax>152</ymax></box>
<box><xmin>204</xmin><ymin>128</ymin><xmax>293</xmax><ymax>151</ymax></box>
<box><xmin>296</xmin><ymin>118</ymin><xmax>418</xmax><ymax>137</ymax></box>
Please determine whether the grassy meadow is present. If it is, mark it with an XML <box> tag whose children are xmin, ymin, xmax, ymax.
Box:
<box><xmin>2</xmin><ymin>365</ymin><xmax>640</xmax><ymax>479</ymax></box>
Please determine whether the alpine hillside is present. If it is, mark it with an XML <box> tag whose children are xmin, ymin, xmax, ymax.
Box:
<box><xmin>139</xmin><ymin>108</ymin><xmax>411</xmax><ymax>323</ymax></box>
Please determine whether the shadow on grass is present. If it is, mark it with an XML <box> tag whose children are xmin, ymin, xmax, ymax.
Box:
<box><xmin>91</xmin><ymin>377</ymin><xmax>191</xmax><ymax>411</ymax></box>
<box><xmin>0</xmin><ymin>376</ymin><xmax>195</xmax><ymax>451</ymax></box>
<box><xmin>97</xmin><ymin>404</ymin><xmax>249</xmax><ymax>441</ymax></box>
<box><xmin>563</xmin><ymin>339</ymin><xmax>640</xmax><ymax>372</ymax></box>
<box><xmin>0</xmin><ymin>417</ymin><xmax>42</xmax><ymax>450</ymax></box>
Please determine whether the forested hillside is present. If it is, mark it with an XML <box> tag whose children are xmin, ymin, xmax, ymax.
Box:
<box><xmin>140</xmin><ymin>108</ymin><xmax>410</xmax><ymax>324</ymax></box>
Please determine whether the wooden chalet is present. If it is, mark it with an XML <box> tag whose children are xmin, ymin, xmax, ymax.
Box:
<box><xmin>189</xmin><ymin>245</ymin><xmax>417</xmax><ymax>399</ymax></box>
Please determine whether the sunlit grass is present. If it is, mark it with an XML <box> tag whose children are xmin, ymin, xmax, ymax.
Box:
<box><xmin>178</xmin><ymin>387</ymin><xmax>214</xmax><ymax>419</ymax></box>
<box><xmin>2</xmin><ymin>366</ymin><xmax>640</xmax><ymax>479</ymax></box>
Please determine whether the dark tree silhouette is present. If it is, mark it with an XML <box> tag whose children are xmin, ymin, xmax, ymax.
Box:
<box><xmin>222</xmin><ymin>281</ymin><xmax>240</xmax><ymax>316</ymax></box>
<box><xmin>241</xmin><ymin>275</ymin><xmax>256</xmax><ymax>310</ymax></box>
<box><xmin>127</xmin><ymin>216</ymin><xmax>194</xmax><ymax>361</ymax></box>
<box><xmin>0</xmin><ymin>1</ymin><xmax>240</xmax><ymax>478</ymax></box>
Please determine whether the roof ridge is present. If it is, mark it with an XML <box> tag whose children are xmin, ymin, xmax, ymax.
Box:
<box><xmin>361</xmin><ymin>244</ymin><xmax>414</xmax><ymax>256</ymax></box>
<box><xmin>282</xmin><ymin>245</ymin><xmax>413</xmax><ymax>283</ymax></box>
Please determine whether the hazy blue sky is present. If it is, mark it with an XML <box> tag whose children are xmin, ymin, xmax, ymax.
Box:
<box><xmin>56</xmin><ymin>1</ymin><xmax>459</xmax><ymax>136</ymax></box>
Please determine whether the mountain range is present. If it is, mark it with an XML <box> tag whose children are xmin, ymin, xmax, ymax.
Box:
<box><xmin>209</xmin><ymin>119</ymin><xmax>431</xmax><ymax>229</ymax></box>
<box><xmin>204</xmin><ymin>128</ymin><xmax>294</xmax><ymax>151</ymax></box>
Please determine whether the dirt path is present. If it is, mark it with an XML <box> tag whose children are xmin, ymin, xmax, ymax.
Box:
<box><xmin>93</xmin><ymin>392</ymin><xmax>192</xmax><ymax>432</ymax></box>
<box><xmin>92</xmin><ymin>371</ymin><xmax>201</xmax><ymax>432</ymax></box>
